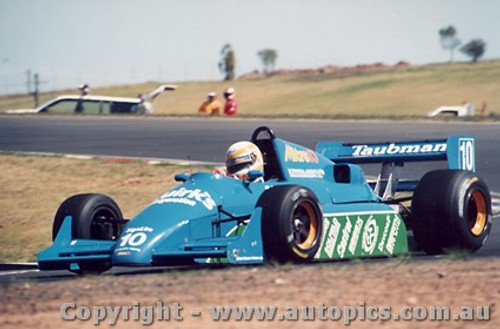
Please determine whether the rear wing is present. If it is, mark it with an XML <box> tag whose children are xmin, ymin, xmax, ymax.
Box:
<box><xmin>316</xmin><ymin>136</ymin><xmax>476</xmax><ymax>200</ymax></box>
<box><xmin>316</xmin><ymin>136</ymin><xmax>475</xmax><ymax>171</ymax></box>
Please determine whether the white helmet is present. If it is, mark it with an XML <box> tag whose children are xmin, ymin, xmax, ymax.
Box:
<box><xmin>224</xmin><ymin>87</ymin><xmax>235</xmax><ymax>99</ymax></box>
<box><xmin>225</xmin><ymin>141</ymin><xmax>264</xmax><ymax>180</ymax></box>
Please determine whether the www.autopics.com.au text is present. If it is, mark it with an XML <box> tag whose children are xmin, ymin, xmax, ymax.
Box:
<box><xmin>60</xmin><ymin>301</ymin><xmax>491</xmax><ymax>325</ymax></box>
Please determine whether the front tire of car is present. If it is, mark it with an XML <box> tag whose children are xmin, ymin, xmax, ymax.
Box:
<box><xmin>52</xmin><ymin>193</ymin><xmax>124</xmax><ymax>274</ymax></box>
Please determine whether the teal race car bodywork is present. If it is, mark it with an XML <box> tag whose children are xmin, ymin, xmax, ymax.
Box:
<box><xmin>38</xmin><ymin>127</ymin><xmax>491</xmax><ymax>273</ymax></box>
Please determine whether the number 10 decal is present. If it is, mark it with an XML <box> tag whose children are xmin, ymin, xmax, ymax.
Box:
<box><xmin>119</xmin><ymin>232</ymin><xmax>147</xmax><ymax>247</ymax></box>
<box><xmin>459</xmin><ymin>138</ymin><xmax>475</xmax><ymax>171</ymax></box>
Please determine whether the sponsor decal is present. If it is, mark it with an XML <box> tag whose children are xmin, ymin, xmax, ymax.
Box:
<box><xmin>316</xmin><ymin>212</ymin><xmax>406</xmax><ymax>260</ymax></box>
<box><xmin>115</xmin><ymin>226</ymin><xmax>155</xmax><ymax>254</ymax></box>
<box><xmin>377</xmin><ymin>216</ymin><xmax>391</xmax><ymax>253</ymax></box>
<box><xmin>284</xmin><ymin>144</ymin><xmax>319</xmax><ymax>163</ymax></box>
<box><xmin>323</xmin><ymin>217</ymin><xmax>341</xmax><ymax>258</ymax></box>
<box><xmin>351</xmin><ymin>143</ymin><xmax>447</xmax><ymax>157</ymax></box>
<box><xmin>235</xmin><ymin>256</ymin><xmax>264</xmax><ymax>262</ymax></box>
<box><xmin>361</xmin><ymin>216</ymin><xmax>379</xmax><ymax>255</ymax></box>
<box><xmin>316</xmin><ymin>217</ymin><xmax>331</xmax><ymax>259</ymax></box>
<box><xmin>385</xmin><ymin>216</ymin><xmax>401</xmax><ymax>254</ymax></box>
<box><xmin>288</xmin><ymin>168</ymin><xmax>325</xmax><ymax>178</ymax></box>
<box><xmin>348</xmin><ymin>217</ymin><xmax>364</xmax><ymax>254</ymax></box>
<box><xmin>153</xmin><ymin>187</ymin><xmax>216</xmax><ymax>210</ymax></box>
<box><xmin>125</xmin><ymin>226</ymin><xmax>153</xmax><ymax>234</ymax></box>
<box><xmin>336</xmin><ymin>217</ymin><xmax>352</xmax><ymax>259</ymax></box>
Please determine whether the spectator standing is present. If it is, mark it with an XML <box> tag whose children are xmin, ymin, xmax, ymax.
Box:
<box><xmin>75</xmin><ymin>83</ymin><xmax>90</xmax><ymax>112</ymax></box>
<box><xmin>134</xmin><ymin>94</ymin><xmax>153</xmax><ymax>114</ymax></box>
<box><xmin>78</xmin><ymin>83</ymin><xmax>90</xmax><ymax>96</ymax></box>
<box><xmin>198</xmin><ymin>91</ymin><xmax>221</xmax><ymax>115</ymax></box>
<box><xmin>223</xmin><ymin>87</ymin><xmax>238</xmax><ymax>116</ymax></box>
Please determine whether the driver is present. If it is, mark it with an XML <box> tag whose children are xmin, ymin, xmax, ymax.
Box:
<box><xmin>214</xmin><ymin>141</ymin><xmax>264</xmax><ymax>180</ymax></box>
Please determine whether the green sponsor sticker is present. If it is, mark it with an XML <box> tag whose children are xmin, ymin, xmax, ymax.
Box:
<box><xmin>316</xmin><ymin>212</ymin><xmax>408</xmax><ymax>260</ymax></box>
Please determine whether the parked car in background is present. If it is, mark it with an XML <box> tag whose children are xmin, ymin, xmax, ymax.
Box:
<box><xmin>427</xmin><ymin>102</ymin><xmax>475</xmax><ymax>117</ymax></box>
<box><xmin>6</xmin><ymin>84</ymin><xmax>176</xmax><ymax>115</ymax></box>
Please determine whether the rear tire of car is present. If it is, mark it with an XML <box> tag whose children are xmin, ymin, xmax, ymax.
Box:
<box><xmin>411</xmin><ymin>170</ymin><xmax>491</xmax><ymax>254</ymax></box>
<box><xmin>258</xmin><ymin>185</ymin><xmax>323</xmax><ymax>263</ymax></box>
<box><xmin>52</xmin><ymin>193</ymin><xmax>124</xmax><ymax>274</ymax></box>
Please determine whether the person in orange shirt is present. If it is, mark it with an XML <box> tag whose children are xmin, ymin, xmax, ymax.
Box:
<box><xmin>198</xmin><ymin>91</ymin><xmax>221</xmax><ymax>115</ymax></box>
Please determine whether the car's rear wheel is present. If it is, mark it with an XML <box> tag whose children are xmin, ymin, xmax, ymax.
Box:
<box><xmin>411</xmin><ymin>170</ymin><xmax>491</xmax><ymax>254</ymax></box>
<box><xmin>52</xmin><ymin>193</ymin><xmax>124</xmax><ymax>274</ymax></box>
<box><xmin>258</xmin><ymin>185</ymin><xmax>323</xmax><ymax>263</ymax></box>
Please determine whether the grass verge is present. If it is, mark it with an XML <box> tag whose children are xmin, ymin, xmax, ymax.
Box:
<box><xmin>1</xmin><ymin>61</ymin><xmax>500</xmax><ymax>119</ymax></box>
<box><xmin>0</xmin><ymin>154</ymin><xmax>206</xmax><ymax>262</ymax></box>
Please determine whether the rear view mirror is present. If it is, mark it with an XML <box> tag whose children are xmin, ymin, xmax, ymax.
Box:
<box><xmin>174</xmin><ymin>173</ymin><xmax>189</xmax><ymax>182</ymax></box>
<box><xmin>248</xmin><ymin>170</ymin><xmax>264</xmax><ymax>180</ymax></box>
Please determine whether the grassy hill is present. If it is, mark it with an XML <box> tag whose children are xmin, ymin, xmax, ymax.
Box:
<box><xmin>1</xmin><ymin>60</ymin><xmax>499</xmax><ymax>119</ymax></box>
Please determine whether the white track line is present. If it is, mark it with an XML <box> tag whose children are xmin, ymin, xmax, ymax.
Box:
<box><xmin>0</xmin><ymin>269</ymin><xmax>39</xmax><ymax>276</ymax></box>
<box><xmin>4</xmin><ymin>151</ymin><xmax>223</xmax><ymax>167</ymax></box>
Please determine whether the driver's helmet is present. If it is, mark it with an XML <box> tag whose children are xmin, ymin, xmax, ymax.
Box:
<box><xmin>225</xmin><ymin>141</ymin><xmax>264</xmax><ymax>180</ymax></box>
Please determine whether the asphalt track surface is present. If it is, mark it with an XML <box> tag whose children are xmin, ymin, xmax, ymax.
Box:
<box><xmin>0</xmin><ymin>115</ymin><xmax>499</xmax><ymax>282</ymax></box>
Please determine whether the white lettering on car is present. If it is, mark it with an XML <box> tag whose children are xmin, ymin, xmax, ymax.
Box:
<box><xmin>153</xmin><ymin>187</ymin><xmax>216</xmax><ymax>210</ymax></box>
<box><xmin>288</xmin><ymin>169</ymin><xmax>325</xmax><ymax>179</ymax></box>
<box><xmin>377</xmin><ymin>216</ymin><xmax>391</xmax><ymax>253</ymax></box>
<box><xmin>324</xmin><ymin>217</ymin><xmax>341</xmax><ymax>258</ymax></box>
<box><xmin>352</xmin><ymin>143</ymin><xmax>447</xmax><ymax>157</ymax></box>
<box><xmin>385</xmin><ymin>215</ymin><xmax>401</xmax><ymax>254</ymax></box>
<box><xmin>348</xmin><ymin>217</ymin><xmax>364</xmax><ymax>254</ymax></box>
<box><xmin>337</xmin><ymin>217</ymin><xmax>353</xmax><ymax>259</ymax></box>
<box><xmin>315</xmin><ymin>217</ymin><xmax>332</xmax><ymax>259</ymax></box>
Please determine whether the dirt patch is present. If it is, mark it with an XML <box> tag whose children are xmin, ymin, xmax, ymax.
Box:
<box><xmin>239</xmin><ymin>62</ymin><xmax>409</xmax><ymax>79</ymax></box>
<box><xmin>1</xmin><ymin>258</ymin><xmax>499</xmax><ymax>328</ymax></box>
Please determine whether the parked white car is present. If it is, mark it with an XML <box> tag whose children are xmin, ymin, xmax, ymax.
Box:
<box><xmin>6</xmin><ymin>85</ymin><xmax>176</xmax><ymax>115</ymax></box>
<box><xmin>426</xmin><ymin>103</ymin><xmax>475</xmax><ymax>117</ymax></box>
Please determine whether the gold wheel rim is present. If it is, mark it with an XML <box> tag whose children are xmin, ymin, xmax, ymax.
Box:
<box><xmin>470</xmin><ymin>190</ymin><xmax>487</xmax><ymax>236</ymax></box>
<box><xmin>295</xmin><ymin>202</ymin><xmax>318</xmax><ymax>250</ymax></box>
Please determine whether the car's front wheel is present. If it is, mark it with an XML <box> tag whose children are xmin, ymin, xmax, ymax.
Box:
<box><xmin>52</xmin><ymin>193</ymin><xmax>124</xmax><ymax>274</ymax></box>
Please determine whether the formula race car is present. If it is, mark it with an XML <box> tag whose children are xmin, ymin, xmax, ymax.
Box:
<box><xmin>38</xmin><ymin>126</ymin><xmax>492</xmax><ymax>273</ymax></box>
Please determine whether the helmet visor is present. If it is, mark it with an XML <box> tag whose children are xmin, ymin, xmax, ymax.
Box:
<box><xmin>227</xmin><ymin>162</ymin><xmax>251</xmax><ymax>175</ymax></box>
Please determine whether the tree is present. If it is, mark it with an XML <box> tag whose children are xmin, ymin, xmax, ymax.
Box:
<box><xmin>257</xmin><ymin>49</ymin><xmax>278</xmax><ymax>75</ymax></box>
<box><xmin>439</xmin><ymin>26</ymin><xmax>461</xmax><ymax>63</ymax></box>
<box><xmin>460</xmin><ymin>39</ymin><xmax>486</xmax><ymax>63</ymax></box>
<box><xmin>219</xmin><ymin>44</ymin><xmax>236</xmax><ymax>81</ymax></box>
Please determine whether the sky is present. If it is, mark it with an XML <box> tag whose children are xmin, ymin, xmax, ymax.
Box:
<box><xmin>1</xmin><ymin>0</ymin><xmax>499</xmax><ymax>95</ymax></box>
